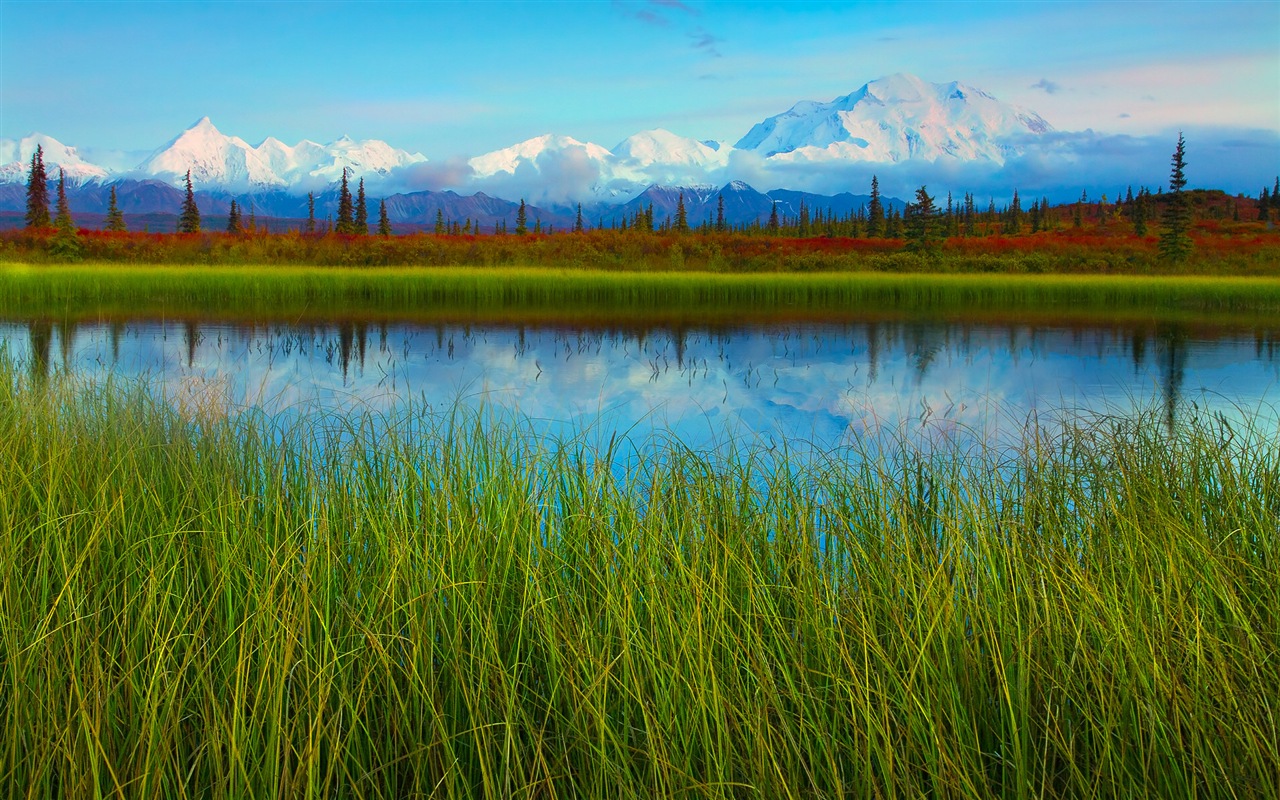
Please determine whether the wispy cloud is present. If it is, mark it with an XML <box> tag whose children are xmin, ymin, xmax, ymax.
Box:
<box><xmin>690</xmin><ymin>29</ymin><xmax>722</xmax><ymax>57</ymax></box>
<box><xmin>614</xmin><ymin>0</ymin><xmax>722</xmax><ymax>58</ymax></box>
<box><xmin>652</xmin><ymin>0</ymin><xmax>698</xmax><ymax>14</ymax></box>
<box><xmin>1030</xmin><ymin>78</ymin><xmax>1062</xmax><ymax>95</ymax></box>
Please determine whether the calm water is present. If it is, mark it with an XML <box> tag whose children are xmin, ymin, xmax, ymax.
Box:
<box><xmin>3</xmin><ymin>318</ymin><xmax>1278</xmax><ymax>451</ymax></box>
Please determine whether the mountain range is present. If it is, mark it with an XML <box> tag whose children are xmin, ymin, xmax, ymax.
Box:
<box><xmin>0</xmin><ymin>73</ymin><xmax>1048</xmax><ymax>226</ymax></box>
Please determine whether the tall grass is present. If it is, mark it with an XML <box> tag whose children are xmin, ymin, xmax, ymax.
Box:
<box><xmin>0</xmin><ymin>359</ymin><xmax>1277</xmax><ymax>798</ymax></box>
<box><xmin>3</xmin><ymin>264</ymin><xmax>1280</xmax><ymax>327</ymax></box>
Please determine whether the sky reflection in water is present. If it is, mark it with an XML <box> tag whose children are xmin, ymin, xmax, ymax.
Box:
<box><xmin>4</xmin><ymin>319</ymin><xmax>1278</xmax><ymax>454</ymax></box>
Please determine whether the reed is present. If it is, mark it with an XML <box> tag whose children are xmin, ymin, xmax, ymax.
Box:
<box><xmin>0</xmin><ymin>358</ymin><xmax>1276</xmax><ymax>798</ymax></box>
<box><xmin>3</xmin><ymin>263</ymin><xmax>1280</xmax><ymax>327</ymax></box>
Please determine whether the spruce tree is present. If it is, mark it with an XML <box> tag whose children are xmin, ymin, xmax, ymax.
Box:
<box><xmin>178</xmin><ymin>170</ymin><xmax>201</xmax><ymax>233</ymax></box>
<box><xmin>1133</xmin><ymin>188</ymin><xmax>1149</xmax><ymax>237</ymax></box>
<box><xmin>226</xmin><ymin>199</ymin><xmax>242</xmax><ymax>233</ymax></box>
<box><xmin>867</xmin><ymin>175</ymin><xmax>884</xmax><ymax>237</ymax></box>
<box><xmin>53</xmin><ymin>169</ymin><xmax>75</xmax><ymax>234</ymax></box>
<box><xmin>336</xmin><ymin>168</ymin><xmax>354</xmax><ymax>234</ymax></box>
<box><xmin>905</xmin><ymin>185</ymin><xmax>938</xmax><ymax>252</ymax></box>
<box><xmin>715</xmin><ymin>193</ymin><xmax>726</xmax><ymax>232</ymax></box>
<box><xmin>355</xmin><ymin>178</ymin><xmax>368</xmax><ymax>234</ymax></box>
<box><xmin>515</xmin><ymin>200</ymin><xmax>528</xmax><ymax>235</ymax></box>
<box><xmin>1259</xmin><ymin>188</ymin><xmax>1271</xmax><ymax>222</ymax></box>
<box><xmin>574</xmin><ymin>203</ymin><xmax>584</xmax><ymax>233</ymax></box>
<box><xmin>25</xmin><ymin>145</ymin><xmax>51</xmax><ymax>229</ymax></box>
<box><xmin>1158</xmin><ymin>132</ymin><xmax>1192</xmax><ymax>263</ymax></box>
<box><xmin>378</xmin><ymin>199</ymin><xmax>391</xmax><ymax>236</ymax></box>
<box><xmin>767</xmin><ymin>202</ymin><xmax>779</xmax><ymax>233</ymax></box>
<box><xmin>675</xmin><ymin>192</ymin><xmax>689</xmax><ymax>233</ymax></box>
<box><xmin>435</xmin><ymin>209</ymin><xmax>446</xmax><ymax>235</ymax></box>
<box><xmin>105</xmin><ymin>185</ymin><xmax>126</xmax><ymax>232</ymax></box>
<box><xmin>306</xmin><ymin>192</ymin><xmax>317</xmax><ymax>234</ymax></box>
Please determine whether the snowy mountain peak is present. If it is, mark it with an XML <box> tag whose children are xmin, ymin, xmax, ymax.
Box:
<box><xmin>468</xmin><ymin>134</ymin><xmax>613</xmax><ymax>179</ymax></box>
<box><xmin>735</xmin><ymin>73</ymin><xmax>1053</xmax><ymax>165</ymax></box>
<box><xmin>0</xmin><ymin>132</ymin><xmax>110</xmax><ymax>184</ymax></box>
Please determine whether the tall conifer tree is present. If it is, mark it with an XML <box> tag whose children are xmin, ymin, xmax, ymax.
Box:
<box><xmin>178</xmin><ymin>170</ymin><xmax>200</xmax><ymax>233</ymax></box>
<box><xmin>1159</xmin><ymin>133</ymin><xmax>1192</xmax><ymax>262</ymax></box>
<box><xmin>355</xmin><ymin>178</ymin><xmax>368</xmax><ymax>234</ymax></box>
<box><xmin>515</xmin><ymin>199</ymin><xmax>528</xmax><ymax>235</ymax></box>
<box><xmin>306</xmin><ymin>192</ymin><xmax>317</xmax><ymax>234</ymax></box>
<box><xmin>53</xmin><ymin>169</ymin><xmax>74</xmax><ymax>234</ymax></box>
<box><xmin>226</xmin><ymin>199</ymin><xmax>242</xmax><ymax>233</ymax></box>
<box><xmin>674</xmin><ymin>192</ymin><xmax>688</xmax><ymax>233</ymax></box>
<box><xmin>105</xmin><ymin>185</ymin><xmax>126</xmax><ymax>232</ymax></box>
<box><xmin>715</xmin><ymin>193</ymin><xmax>726</xmax><ymax>232</ymax></box>
<box><xmin>25</xmin><ymin>145</ymin><xmax>51</xmax><ymax>229</ymax></box>
<box><xmin>867</xmin><ymin>175</ymin><xmax>884</xmax><ymax>238</ymax></box>
<box><xmin>336</xmin><ymin>168</ymin><xmax>354</xmax><ymax>234</ymax></box>
<box><xmin>378</xmin><ymin>199</ymin><xmax>391</xmax><ymax>236</ymax></box>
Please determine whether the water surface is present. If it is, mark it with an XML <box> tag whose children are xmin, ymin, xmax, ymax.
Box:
<box><xmin>3</xmin><ymin>317</ymin><xmax>1277</xmax><ymax>452</ymax></box>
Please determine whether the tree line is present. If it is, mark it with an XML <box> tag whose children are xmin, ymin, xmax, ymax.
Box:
<box><xmin>20</xmin><ymin>136</ymin><xmax>1276</xmax><ymax>265</ymax></box>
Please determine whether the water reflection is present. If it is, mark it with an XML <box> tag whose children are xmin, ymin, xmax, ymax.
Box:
<box><xmin>3</xmin><ymin>318</ymin><xmax>1277</xmax><ymax>450</ymax></box>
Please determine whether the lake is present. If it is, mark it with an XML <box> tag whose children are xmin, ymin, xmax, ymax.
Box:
<box><xmin>3</xmin><ymin>315</ymin><xmax>1277</xmax><ymax>455</ymax></box>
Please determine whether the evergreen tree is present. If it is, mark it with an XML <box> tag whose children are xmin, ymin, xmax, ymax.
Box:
<box><xmin>715</xmin><ymin>193</ymin><xmax>726</xmax><ymax>232</ymax></box>
<box><xmin>798</xmin><ymin>200</ymin><xmax>810</xmax><ymax>237</ymax></box>
<box><xmin>247</xmin><ymin>201</ymin><xmax>257</xmax><ymax>233</ymax></box>
<box><xmin>905</xmin><ymin>185</ymin><xmax>939</xmax><ymax>252</ymax></box>
<box><xmin>1003</xmin><ymin>190</ymin><xmax>1022</xmax><ymax>234</ymax></box>
<box><xmin>866</xmin><ymin>175</ymin><xmax>884</xmax><ymax>237</ymax></box>
<box><xmin>177</xmin><ymin>170</ymin><xmax>201</xmax><ymax>234</ymax></box>
<box><xmin>336</xmin><ymin>168</ymin><xmax>354</xmax><ymax>234</ymax></box>
<box><xmin>1259</xmin><ymin>188</ymin><xmax>1271</xmax><ymax>222</ymax></box>
<box><xmin>105</xmin><ymin>185</ymin><xmax>126</xmax><ymax>232</ymax></box>
<box><xmin>574</xmin><ymin>203</ymin><xmax>584</xmax><ymax>233</ymax></box>
<box><xmin>25</xmin><ymin>145</ymin><xmax>51</xmax><ymax>229</ymax></box>
<box><xmin>1073</xmin><ymin>191</ymin><xmax>1085</xmax><ymax>229</ymax></box>
<box><xmin>306</xmin><ymin>192</ymin><xmax>317</xmax><ymax>234</ymax></box>
<box><xmin>1159</xmin><ymin>132</ymin><xmax>1192</xmax><ymax>263</ymax></box>
<box><xmin>435</xmin><ymin>208</ymin><xmax>446</xmax><ymax>235</ymax></box>
<box><xmin>767</xmin><ymin>202</ymin><xmax>779</xmax><ymax>233</ymax></box>
<box><xmin>1132</xmin><ymin>188</ymin><xmax>1149</xmax><ymax>237</ymax></box>
<box><xmin>1029</xmin><ymin>199</ymin><xmax>1042</xmax><ymax>233</ymax></box>
<box><xmin>675</xmin><ymin>192</ymin><xmax>689</xmax><ymax>233</ymax></box>
<box><xmin>886</xmin><ymin>207</ymin><xmax>902</xmax><ymax>238</ymax></box>
<box><xmin>533</xmin><ymin>217</ymin><xmax>542</xmax><ymax>234</ymax></box>
<box><xmin>515</xmin><ymin>199</ymin><xmax>528</xmax><ymax>235</ymax></box>
<box><xmin>355</xmin><ymin>178</ymin><xmax>368</xmax><ymax>234</ymax></box>
<box><xmin>645</xmin><ymin>203</ymin><xmax>654</xmax><ymax>232</ymax></box>
<box><xmin>378</xmin><ymin>199</ymin><xmax>391</xmax><ymax>236</ymax></box>
<box><xmin>53</xmin><ymin>169</ymin><xmax>75</xmax><ymax>234</ymax></box>
<box><xmin>963</xmin><ymin>192</ymin><xmax>976</xmax><ymax>236</ymax></box>
<box><xmin>226</xmin><ymin>199</ymin><xmax>242</xmax><ymax>233</ymax></box>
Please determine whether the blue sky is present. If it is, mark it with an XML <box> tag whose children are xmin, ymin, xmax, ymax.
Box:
<box><xmin>2</xmin><ymin>0</ymin><xmax>1277</xmax><ymax>156</ymax></box>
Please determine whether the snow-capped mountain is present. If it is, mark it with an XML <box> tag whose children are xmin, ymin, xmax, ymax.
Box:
<box><xmin>136</xmin><ymin>117</ymin><xmax>427</xmax><ymax>190</ymax></box>
<box><xmin>0</xmin><ymin>133</ymin><xmax>110</xmax><ymax>184</ymax></box>
<box><xmin>735</xmin><ymin>73</ymin><xmax>1052</xmax><ymax>165</ymax></box>
<box><xmin>468</xmin><ymin>133</ymin><xmax>613</xmax><ymax>179</ymax></box>
<box><xmin>1</xmin><ymin>73</ymin><xmax>1057</xmax><ymax>204</ymax></box>
<box><xmin>136</xmin><ymin>117</ymin><xmax>283</xmax><ymax>187</ymax></box>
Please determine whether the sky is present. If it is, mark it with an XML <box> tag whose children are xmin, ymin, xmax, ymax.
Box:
<box><xmin>1</xmin><ymin>0</ymin><xmax>1278</xmax><ymax>198</ymax></box>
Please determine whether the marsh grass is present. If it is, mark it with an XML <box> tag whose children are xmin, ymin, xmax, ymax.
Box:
<box><xmin>2</xmin><ymin>265</ymin><xmax>1280</xmax><ymax>329</ymax></box>
<box><xmin>0</xmin><ymin>358</ymin><xmax>1277</xmax><ymax>798</ymax></box>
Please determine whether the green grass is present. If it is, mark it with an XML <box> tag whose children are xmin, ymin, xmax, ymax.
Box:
<box><xmin>3</xmin><ymin>263</ymin><xmax>1280</xmax><ymax>328</ymax></box>
<box><xmin>0</xmin><ymin>357</ymin><xmax>1276</xmax><ymax>798</ymax></box>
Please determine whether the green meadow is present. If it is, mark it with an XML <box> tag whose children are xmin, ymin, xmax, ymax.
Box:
<box><xmin>0</xmin><ymin>356</ymin><xmax>1276</xmax><ymax>798</ymax></box>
